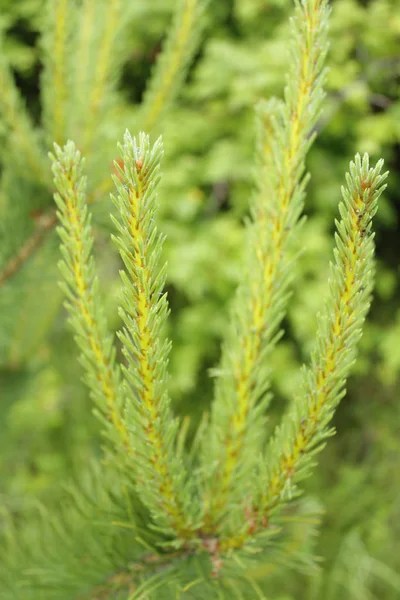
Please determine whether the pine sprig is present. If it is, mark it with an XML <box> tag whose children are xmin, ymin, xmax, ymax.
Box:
<box><xmin>140</xmin><ymin>0</ymin><xmax>209</xmax><ymax>132</ymax></box>
<box><xmin>111</xmin><ymin>131</ymin><xmax>196</xmax><ymax>541</ymax></box>
<box><xmin>0</xmin><ymin>50</ymin><xmax>49</xmax><ymax>186</ymax></box>
<box><xmin>50</xmin><ymin>141</ymin><xmax>130</xmax><ymax>453</ymax></box>
<box><xmin>260</xmin><ymin>153</ymin><xmax>387</xmax><ymax>516</ymax></box>
<box><xmin>80</xmin><ymin>0</ymin><xmax>123</xmax><ymax>155</ymax></box>
<box><xmin>220</xmin><ymin>154</ymin><xmax>388</xmax><ymax>552</ymax></box>
<box><xmin>71</xmin><ymin>0</ymin><xmax>96</xmax><ymax>98</ymax></box>
<box><xmin>41</xmin><ymin>0</ymin><xmax>75</xmax><ymax>146</ymax></box>
<box><xmin>200</xmin><ymin>0</ymin><xmax>330</xmax><ymax>534</ymax></box>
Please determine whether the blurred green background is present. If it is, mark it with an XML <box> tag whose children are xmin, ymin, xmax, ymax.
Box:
<box><xmin>0</xmin><ymin>0</ymin><xmax>399</xmax><ymax>597</ymax></box>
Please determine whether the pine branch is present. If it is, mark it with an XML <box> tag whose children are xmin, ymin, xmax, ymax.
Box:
<box><xmin>71</xmin><ymin>0</ymin><xmax>96</xmax><ymax>110</ymax></box>
<box><xmin>50</xmin><ymin>141</ymin><xmax>130</xmax><ymax>454</ymax></box>
<box><xmin>41</xmin><ymin>0</ymin><xmax>75</xmax><ymax>146</ymax></box>
<box><xmin>111</xmin><ymin>131</ymin><xmax>196</xmax><ymax>541</ymax></box>
<box><xmin>0</xmin><ymin>50</ymin><xmax>49</xmax><ymax>186</ymax></box>
<box><xmin>79</xmin><ymin>0</ymin><xmax>123</xmax><ymax>155</ymax></box>
<box><xmin>139</xmin><ymin>0</ymin><xmax>209</xmax><ymax>133</ymax></box>
<box><xmin>200</xmin><ymin>0</ymin><xmax>330</xmax><ymax>535</ymax></box>
<box><xmin>221</xmin><ymin>153</ymin><xmax>388</xmax><ymax>553</ymax></box>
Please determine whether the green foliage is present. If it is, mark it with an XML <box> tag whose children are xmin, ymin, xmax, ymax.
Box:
<box><xmin>2</xmin><ymin>133</ymin><xmax>387</xmax><ymax>599</ymax></box>
<box><xmin>200</xmin><ymin>0</ymin><xmax>329</xmax><ymax>534</ymax></box>
<box><xmin>0</xmin><ymin>0</ymin><xmax>399</xmax><ymax>598</ymax></box>
<box><xmin>50</xmin><ymin>141</ymin><xmax>128</xmax><ymax>453</ymax></box>
<box><xmin>259</xmin><ymin>154</ymin><xmax>387</xmax><ymax>519</ymax></box>
<box><xmin>110</xmin><ymin>132</ymin><xmax>196</xmax><ymax>539</ymax></box>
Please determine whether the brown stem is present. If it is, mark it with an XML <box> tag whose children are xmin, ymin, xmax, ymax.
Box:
<box><xmin>85</xmin><ymin>530</ymin><xmax>226</xmax><ymax>599</ymax></box>
<box><xmin>0</xmin><ymin>210</ymin><xmax>57</xmax><ymax>286</ymax></box>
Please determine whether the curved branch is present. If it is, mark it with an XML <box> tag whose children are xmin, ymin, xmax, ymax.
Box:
<box><xmin>0</xmin><ymin>210</ymin><xmax>57</xmax><ymax>286</ymax></box>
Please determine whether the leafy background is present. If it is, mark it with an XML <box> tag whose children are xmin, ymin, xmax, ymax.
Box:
<box><xmin>0</xmin><ymin>0</ymin><xmax>399</xmax><ymax>597</ymax></box>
